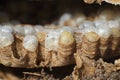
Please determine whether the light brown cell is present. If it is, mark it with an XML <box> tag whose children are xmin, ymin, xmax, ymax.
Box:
<box><xmin>0</xmin><ymin>44</ymin><xmax>14</xmax><ymax>66</ymax></box>
<box><xmin>81</xmin><ymin>32</ymin><xmax>99</xmax><ymax>58</ymax></box>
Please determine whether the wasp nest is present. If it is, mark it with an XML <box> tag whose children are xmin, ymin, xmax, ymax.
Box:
<box><xmin>0</xmin><ymin>8</ymin><xmax>119</xmax><ymax>69</ymax></box>
<box><xmin>83</xmin><ymin>0</ymin><xmax>120</xmax><ymax>5</ymax></box>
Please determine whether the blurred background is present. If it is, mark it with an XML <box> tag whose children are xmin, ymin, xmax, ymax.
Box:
<box><xmin>0</xmin><ymin>0</ymin><xmax>119</xmax><ymax>25</ymax></box>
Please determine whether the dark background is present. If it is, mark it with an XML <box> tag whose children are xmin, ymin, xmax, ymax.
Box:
<box><xmin>0</xmin><ymin>0</ymin><xmax>119</xmax><ymax>24</ymax></box>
